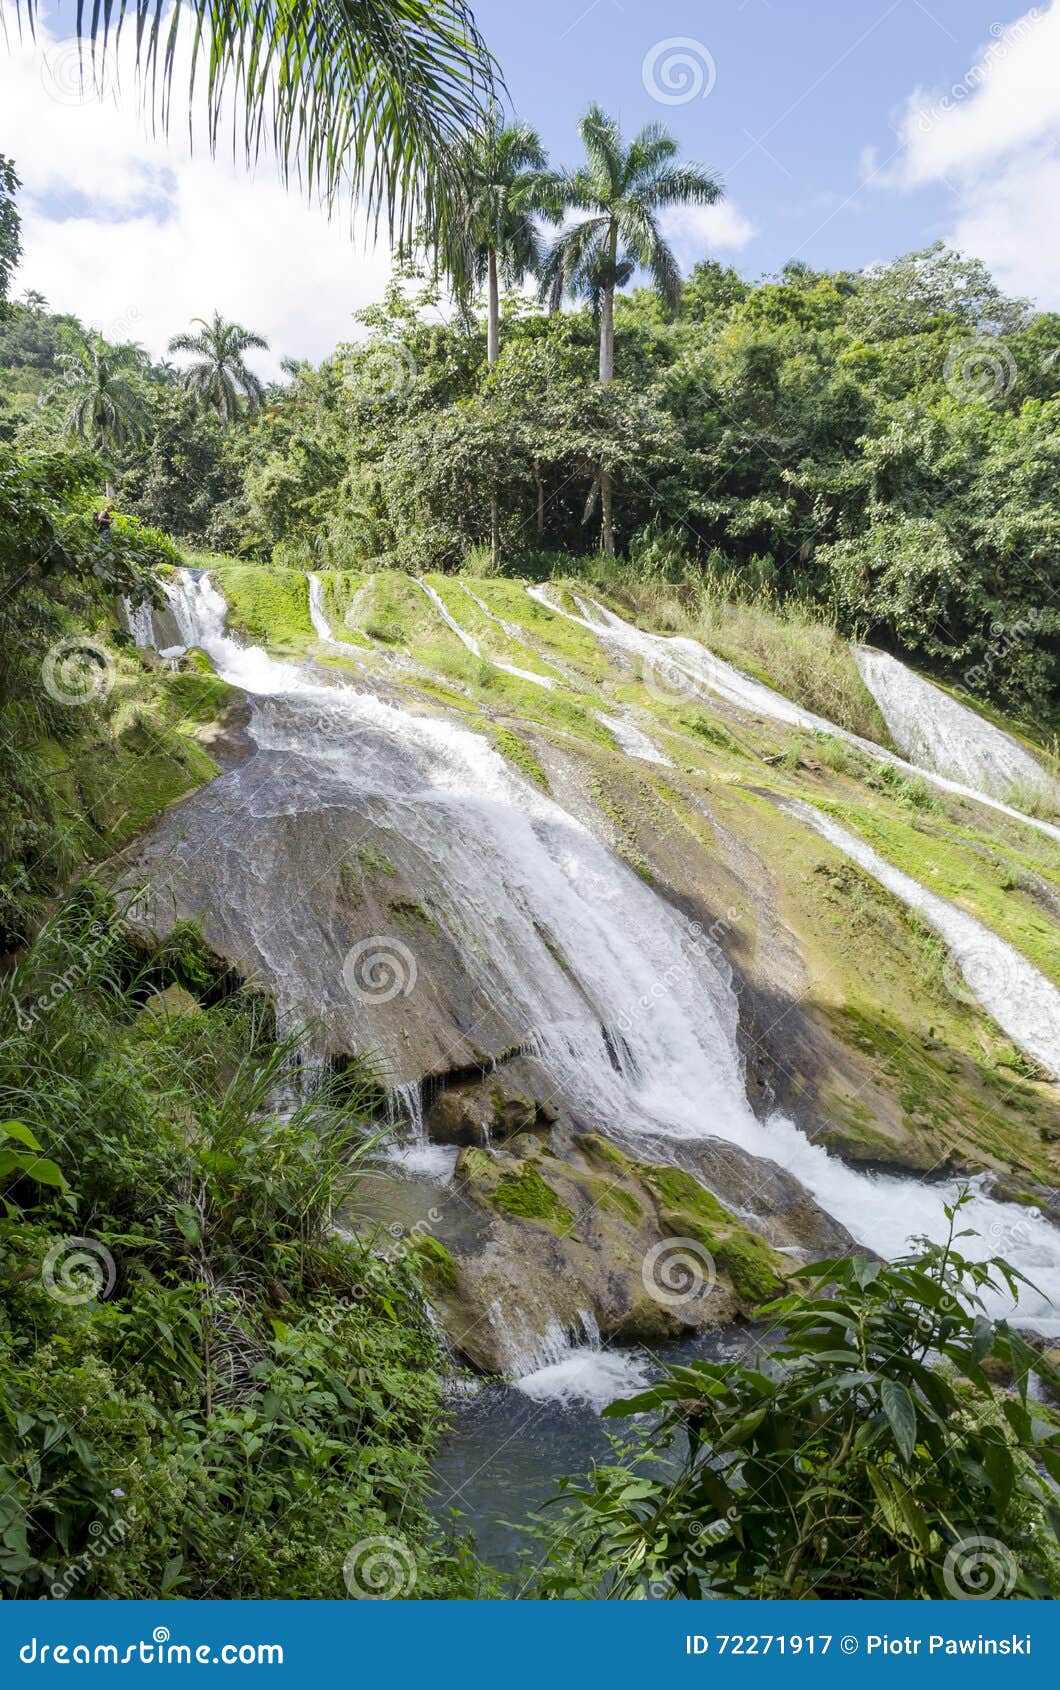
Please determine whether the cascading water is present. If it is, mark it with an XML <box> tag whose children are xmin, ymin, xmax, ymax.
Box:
<box><xmin>786</xmin><ymin>799</ymin><xmax>1060</xmax><ymax>1078</ymax></box>
<box><xmin>122</xmin><ymin>596</ymin><xmax>156</xmax><ymax>649</ymax></box>
<box><xmin>854</xmin><ymin>646</ymin><xmax>1057</xmax><ymax>809</ymax></box>
<box><xmin>530</xmin><ymin>587</ymin><xmax>1060</xmax><ymax>844</ymax></box>
<box><xmin>140</xmin><ymin>570</ymin><xmax>1060</xmax><ymax>1335</ymax></box>
<box><xmin>306</xmin><ymin>573</ymin><xmax>334</xmax><ymax>643</ymax></box>
<box><xmin>417</xmin><ymin>577</ymin><xmax>556</xmax><ymax>689</ymax></box>
<box><xmin>593</xmin><ymin>710</ymin><xmax>671</xmax><ymax>766</ymax></box>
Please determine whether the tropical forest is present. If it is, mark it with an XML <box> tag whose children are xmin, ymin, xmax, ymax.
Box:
<box><xmin>2</xmin><ymin>0</ymin><xmax>1060</xmax><ymax>1610</ymax></box>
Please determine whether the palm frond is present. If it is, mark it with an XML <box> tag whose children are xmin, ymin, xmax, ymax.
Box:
<box><xmin>13</xmin><ymin>0</ymin><xmax>499</xmax><ymax>247</ymax></box>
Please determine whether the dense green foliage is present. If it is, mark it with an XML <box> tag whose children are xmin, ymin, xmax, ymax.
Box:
<box><xmin>6</xmin><ymin>239</ymin><xmax>1056</xmax><ymax>715</ymax></box>
<box><xmin>0</xmin><ymin>442</ymin><xmax>182</xmax><ymax>945</ymax></box>
<box><xmin>535</xmin><ymin>1211</ymin><xmax>1060</xmax><ymax>1599</ymax></box>
<box><xmin>0</xmin><ymin>155</ymin><xmax>19</xmax><ymax>311</ymax></box>
<box><xmin>0</xmin><ymin>893</ymin><xmax>477</xmax><ymax>1598</ymax></box>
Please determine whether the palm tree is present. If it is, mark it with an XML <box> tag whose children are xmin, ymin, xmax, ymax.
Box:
<box><xmin>49</xmin><ymin>334</ymin><xmax>149</xmax><ymax>462</ymax></box>
<box><xmin>168</xmin><ymin>313</ymin><xmax>269</xmax><ymax>425</ymax></box>
<box><xmin>541</xmin><ymin>105</ymin><xmax>723</xmax><ymax>553</ymax></box>
<box><xmin>454</xmin><ymin>106</ymin><xmax>560</xmax><ymax>365</ymax></box>
<box><xmin>21</xmin><ymin>288</ymin><xmax>48</xmax><ymax>315</ymax></box>
<box><xmin>432</xmin><ymin>105</ymin><xmax>559</xmax><ymax>564</ymax></box>
<box><xmin>11</xmin><ymin>3</ymin><xmax>496</xmax><ymax>248</ymax></box>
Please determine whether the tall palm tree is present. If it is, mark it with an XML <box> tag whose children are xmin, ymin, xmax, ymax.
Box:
<box><xmin>541</xmin><ymin>105</ymin><xmax>723</xmax><ymax>553</ymax></box>
<box><xmin>455</xmin><ymin>106</ymin><xmax>560</xmax><ymax>365</ymax></box>
<box><xmin>21</xmin><ymin>288</ymin><xmax>48</xmax><ymax>315</ymax></box>
<box><xmin>432</xmin><ymin>105</ymin><xmax>559</xmax><ymax>565</ymax></box>
<box><xmin>12</xmin><ymin>3</ymin><xmax>496</xmax><ymax>248</ymax></box>
<box><xmin>168</xmin><ymin>313</ymin><xmax>269</xmax><ymax>425</ymax></box>
<box><xmin>49</xmin><ymin>334</ymin><xmax>149</xmax><ymax>462</ymax></box>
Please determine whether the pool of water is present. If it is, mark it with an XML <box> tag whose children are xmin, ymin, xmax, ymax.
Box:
<box><xmin>430</xmin><ymin>1326</ymin><xmax>762</xmax><ymax>1581</ymax></box>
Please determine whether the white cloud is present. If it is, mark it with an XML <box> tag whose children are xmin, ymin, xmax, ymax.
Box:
<box><xmin>659</xmin><ymin>201</ymin><xmax>757</xmax><ymax>263</ymax></box>
<box><xmin>887</xmin><ymin>3</ymin><xmax>1060</xmax><ymax>306</ymax></box>
<box><xmin>0</xmin><ymin>6</ymin><xmax>396</xmax><ymax>376</ymax></box>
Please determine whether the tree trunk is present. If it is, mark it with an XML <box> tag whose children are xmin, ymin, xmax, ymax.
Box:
<box><xmin>487</xmin><ymin>248</ymin><xmax>500</xmax><ymax>367</ymax></box>
<box><xmin>599</xmin><ymin>283</ymin><xmax>614</xmax><ymax>383</ymax></box>
<box><xmin>599</xmin><ymin>280</ymin><xmax>615</xmax><ymax>555</ymax></box>
<box><xmin>600</xmin><ymin>470</ymin><xmax>614</xmax><ymax>558</ymax></box>
<box><xmin>534</xmin><ymin>458</ymin><xmax>544</xmax><ymax>536</ymax></box>
<box><xmin>487</xmin><ymin>247</ymin><xmax>500</xmax><ymax>568</ymax></box>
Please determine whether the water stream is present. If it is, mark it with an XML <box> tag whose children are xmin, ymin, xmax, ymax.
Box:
<box><xmin>529</xmin><ymin>587</ymin><xmax>1060</xmax><ymax>844</ymax></box>
<box><xmin>854</xmin><ymin>645</ymin><xmax>1057</xmax><ymax>807</ymax></box>
<box><xmin>138</xmin><ymin>569</ymin><xmax>1060</xmax><ymax>1344</ymax></box>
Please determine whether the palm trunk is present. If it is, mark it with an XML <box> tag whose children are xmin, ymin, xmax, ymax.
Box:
<box><xmin>487</xmin><ymin>247</ymin><xmax>500</xmax><ymax>569</ymax></box>
<box><xmin>599</xmin><ymin>282</ymin><xmax>614</xmax><ymax>383</ymax></box>
<box><xmin>599</xmin><ymin>277</ymin><xmax>615</xmax><ymax>556</ymax></box>
<box><xmin>487</xmin><ymin>248</ymin><xmax>500</xmax><ymax>366</ymax></box>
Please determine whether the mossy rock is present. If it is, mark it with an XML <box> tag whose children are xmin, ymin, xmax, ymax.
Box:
<box><xmin>408</xmin><ymin>1234</ymin><xmax>458</xmax><ymax>1292</ymax></box>
<box><xmin>642</xmin><ymin>1165</ymin><xmax>786</xmax><ymax>1305</ymax></box>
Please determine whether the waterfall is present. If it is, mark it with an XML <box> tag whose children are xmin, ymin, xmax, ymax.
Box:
<box><xmin>307</xmin><ymin>573</ymin><xmax>333</xmax><ymax>642</ymax></box>
<box><xmin>594</xmin><ymin>710</ymin><xmax>671</xmax><ymax>766</ymax></box>
<box><xmin>146</xmin><ymin>569</ymin><xmax>1060</xmax><ymax>1334</ymax></box>
<box><xmin>529</xmin><ymin>587</ymin><xmax>1060</xmax><ymax>844</ymax></box>
<box><xmin>417</xmin><ymin>577</ymin><xmax>556</xmax><ymax>689</ymax></box>
<box><xmin>122</xmin><ymin>597</ymin><xmax>156</xmax><ymax>649</ymax></box>
<box><xmin>854</xmin><ymin>645</ymin><xmax>1058</xmax><ymax>809</ymax></box>
<box><xmin>787</xmin><ymin>799</ymin><xmax>1060</xmax><ymax>1078</ymax></box>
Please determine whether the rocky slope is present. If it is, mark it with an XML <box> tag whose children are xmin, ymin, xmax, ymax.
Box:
<box><xmin>114</xmin><ymin>563</ymin><xmax>1060</xmax><ymax>1369</ymax></box>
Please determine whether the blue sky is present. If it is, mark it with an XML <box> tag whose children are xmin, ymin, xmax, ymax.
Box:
<box><xmin>3</xmin><ymin>1</ymin><xmax>1058</xmax><ymax>370</ymax></box>
<box><xmin>474</xmin><ymin>0</ymin><xmax>1020</xmax><ymax>278</ymax></box>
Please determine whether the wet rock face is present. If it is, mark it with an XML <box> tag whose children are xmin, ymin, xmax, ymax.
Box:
<box><xmin>424</xmin><ymin>1063</ymin><xmax>555</xmax><ymax>1147</ymax></box>
<box><xmin>393</xmin><ymin>1115</ymin><xmax>856</xmax><ymax>1376</ymax></box>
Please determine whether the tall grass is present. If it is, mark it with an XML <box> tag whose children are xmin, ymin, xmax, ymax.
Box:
<box><xmin>0</xmin><ymin>890</ymin><xmax>478</xmax><ymax>1599</ymax></box>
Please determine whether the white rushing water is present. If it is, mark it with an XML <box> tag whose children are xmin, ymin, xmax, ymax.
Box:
<box><xmin>418</xmin><ymin>578</ymin><xmax>555</xmax><ymax>689</ymax></box>
<box><xmin>528</xmin><ymin>587</ymin><xmax>1060</xmax><ymax>844</ymax></box>
<box><xmin>787</xmin><ymin>799</ymin><xmax>1060</xmax><ymax>1079</ymax></box>
<box><xmin>146</xmin><ymin>571</ymin><xmax>1060</xmax><ymax>1339</ymax></box>
<box><xmin>854</xmin><ymin>646</ymin><xmax>1057</xmax><ymax>808</ymax></box>
<box><xmin>594</xmin><ymin>711</ymin><xmax>671</xmax><ymax>766</ymax></box>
